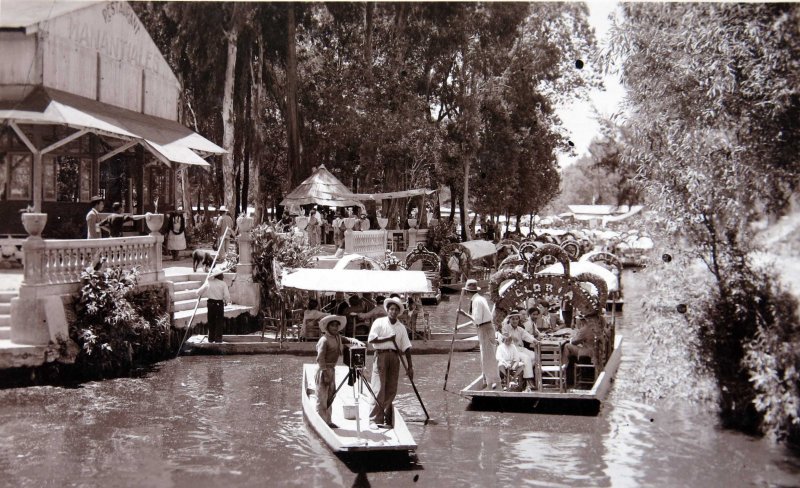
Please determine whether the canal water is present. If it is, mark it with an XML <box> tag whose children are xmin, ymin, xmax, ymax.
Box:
<box><xmin>0</xmin><ymin>271</ymin><xmax>798</xmax><ymax>487</ymax></box>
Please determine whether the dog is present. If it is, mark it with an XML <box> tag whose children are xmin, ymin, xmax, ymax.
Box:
<box><xmin>192</xmin><ymin>249</ymin><xmax>217</xmax><ymax>272</ymax></box>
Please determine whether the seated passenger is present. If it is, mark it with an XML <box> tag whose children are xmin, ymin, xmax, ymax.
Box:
<box><xmin>564</xmin><ymin>313</ymin><xmax>601</xmax><ymax>364</ymax></box>
<box><xmin>545</xmin><ymin>302</ymin><xmax>565</xmax><ymax>331</ymax></box>
<box><xmin>523</xmin><ymin>307</ymin><xmax>544</xmax><ymax>341</ymax></box>
<box><xmin>501</xmin><ymin>310</ymin><xmax>538</xmax><ymax>392</ymax></box>
<box><xmin>301</xmin><ymin>299</ymin><xmax>328</xmax><ymax>339</ymax></box>
<box><xmin>343</xmin><ymin>295</ymin><xmax>367</xmax><ymax>337</ymax></box>
<box><xmin>356</xmin><ymin>295</ymin><xmax>387</xmax><ymax>322</ymax></box>
<box><xmin>496</xmin><ymin>333</ymin><xmax>524</xmax><ymax>391</ymax></box>
<box><xmin>322</xmin><ymin>291</ymin><xmax>349</xmax><ymax>315</ymax></box>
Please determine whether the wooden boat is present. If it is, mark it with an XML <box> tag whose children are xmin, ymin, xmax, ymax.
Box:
<box><xmin>439</xmin><ymin>240</ymin><xmax>496</xmax><ymax>293</ymax></box>
<box><xmin>459</xmin><ymin>244</ymin><xmax>623</xmax><ymax>409</ymax></box>
<box><xmin>460</xmin><ymin>334</ymin><xmax>623</xmax><ymax>404</ymax></box>
<box><xmin>301</xmin><ymin>364</ymin><xmax>417</xmax><ymax>453</ymax></box>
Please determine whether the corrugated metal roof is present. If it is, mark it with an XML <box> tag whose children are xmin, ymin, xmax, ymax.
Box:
<box><xmin>0</xmin><ymin>0</ymin><xmax>99</xmax><ymax>30</ymax></box>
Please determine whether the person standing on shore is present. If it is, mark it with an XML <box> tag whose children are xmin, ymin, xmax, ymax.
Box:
<box><xmin>195</xmin><ymin>268</ymin><xmax>230</xmax><ymax>343</ymax></box>
<box><xmin>216</xmin><ymin>207</ymin><xmax>234</xmax><ymax>261</ymax></box>
<box><xmin>459</xmin><ymin>279</ymin><xmax>501</xmax><ymax>389</ymax></box>
<box><xmin>367</xmin><ymin>297</ymin><xmax>413</xmax><ymax>429</ymax></box>
<box><xmin>166</xmin><ymin>208</ymin><xmax>187</xmax><ymax>260</ymax></box>
<box><xmin>98</xmin><ymin>202</ymin><xmax>132</xmax><ymax>238</ymax></box>
<box><xmin>86</xmin><ymin>195</ymin><xmax>105</xmax><ymax>239</ymax></box>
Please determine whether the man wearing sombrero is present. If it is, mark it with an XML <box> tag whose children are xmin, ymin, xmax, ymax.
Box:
<box><xmin>459</xmin><ymin>279</ymin><xmax>502</xmax><ymax>390</ymax></box>
<box><xmin>195</xmin><ymin>267</ymin><xmax>230</xmax><ymax>343</ymax></box>
<box><xmin>315</xmin><ymin>315</ymin><xmax>365</xmax><ymax>428</ymax></box>
<box><xmin>367</xmin><ymin>296</ymin><xmax>413</xmax><ymax>429</ymax></box>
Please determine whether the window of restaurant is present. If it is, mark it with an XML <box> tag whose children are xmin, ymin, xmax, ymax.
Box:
<box><xmin>0</xmin><ymin>128</ymin><xmax>33</xmax><ymax>201</ymax></box>
<box><xmin>142</xmin><ymin>164</ymin><xmax>171</xmax><ymax>207</ymax></box>
<box><xmin>43</xmin><ymin>155</ymin><xmax>93</xmax><ymax>202</ymax></box>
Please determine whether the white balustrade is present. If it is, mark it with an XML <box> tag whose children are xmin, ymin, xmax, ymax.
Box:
<box><xmin>23</xmin><ymin>236</ymin><xmax>162</xmax><ymax>288</ymax></box>
<box><xmin>349</xmin><ymin>230</ymin><xmax>388</xmax><ymax>260</ymax></box>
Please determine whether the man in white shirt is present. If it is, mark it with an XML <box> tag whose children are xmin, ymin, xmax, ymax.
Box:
<box><xmin>501</xmin><ymin>310</ymin><xmax>538</xmax><ymax>392</ymax></box>
<box><xmin>459</xmin><ymin>279</ymin><xmax>502</xmax><ymax>389</ymax></box>
<box><xmin>367</xmin><ymin>296</ymin><xmax>413</xmax><ymax>429</ymax></box>
<box><xmin>496</xmin><ymin>333</ymin><xmax>524</xmax><ymax>391</ymax></box>
<box><xmin>196</xmin><ymin>267</ymin><xmax>231</xmax><ymax>343</ymax></box>
<box><xmin>86</xmin><ymin>195</ymin><xmax>105</xmax><ymax>239</ymax></box>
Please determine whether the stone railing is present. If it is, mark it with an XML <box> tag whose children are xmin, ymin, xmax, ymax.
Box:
<box><xmin>23</xmin><ymin>235</ymin><xmax>163</xmax><ymax>288</ymax></box>
<box><xmin>11</xmin><ymin>213</ymin><xmax>165</xmax><ymax>346</ymax></box>
<box><xmin>346</xmin><ymin>230</ymin><xmax>388</xmax><ymax>260</ymax></box>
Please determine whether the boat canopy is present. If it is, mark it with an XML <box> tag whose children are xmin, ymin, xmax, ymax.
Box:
<box><xmin>281</xmin><ymin>268</ymin><xmax>430</xmax><ymax>293</ymax></box>
<box><xmin>458</xmin><ymin>240</ymin><xmax>496</xmax><ymax>261</ymax></box>
<box><xmin>539</xmin><ymin>261</ymin><xmax>619</xmax><ymax>292</ymax></box>
<box><xmin>332</xmin><ymin>254</ymin><xmax>381</xmax><ymax>270</ymax></box>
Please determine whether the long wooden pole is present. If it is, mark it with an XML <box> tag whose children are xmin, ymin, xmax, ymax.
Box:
<box><xmin>391</xmin><ymin>336</ymin><xmax>430</xmax><ymax>424</ymax></box>
<box><xmin>442</xmin><ymin>288</ymin><xmax>466</xmax><ymax>390</ymax></box>
<box><xmin>175</xmin><ymin>226</ymin><xmax>231</xmax><ymax>357</ymax></box>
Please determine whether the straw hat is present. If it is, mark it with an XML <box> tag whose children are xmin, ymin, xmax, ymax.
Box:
<box><xmin>506</xmin><ymin>309</ymin><xmax>522</xmax><ymax>319</ymax></box>
<box><xmin>383</xmin><ymin>296</ymin><xmax>405</xmax><ymax>315</ymax></box>
<box><xmin>319</xmin><ymin>315</ymin><xmax>346</xmax><ymax>333</ymax></box>
<box><xmin>89</xmin><ymin>195</ymin><xmax>104</xmax><ymax>205</ymax></box>
<box><xmin>463</xmin><ymin>279</ymin><xmax>481</xmax><ymax>292</ymax></box>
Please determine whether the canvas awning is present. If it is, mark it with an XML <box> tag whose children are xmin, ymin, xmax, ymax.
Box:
<box><xmin>458</xmin><ymin>240</ymin><xmax>497</xmax><ymax>261</ymax></box>
<box><xmin>351</xmin><ymin>188</ymin><xmax>436</xmax><ymax>201</ymax></box>
<box><xmin>539</xmin><ymin>261</ymin><xmax>619</xmax><ymax>292</ymax></box>
<box><xmin>280</xmin><ymin>165</ymin><xmax>364</xmax><ymax>209</ymax></box>
<box><xmin>280</xmin><ymin>268</ymin><xmax>431</xmax><ymax>293</ymax></box>
<box><xmin>0</xmin><ymin>87</ymin><xmax>224</xmax><ymax>166</ymax></box>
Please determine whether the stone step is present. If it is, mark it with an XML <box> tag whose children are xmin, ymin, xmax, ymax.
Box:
<box><xmin>0</xmin><ymin>340</ymin><xmax>48</xmax><ymax>368</ymax></box>
<box><xmin>173</xmin><ymin>289</ymin><xmax>201</xmax><ymax>302</ymax></box>
<box><xmin>172</xmin><ymin>280</ymin><xmax>203</xmax><ymax>292</ymax></box>
<box><xmin>0</xmin><ymin>315</ymin><xmax>8</xmax><ymax>328</ymax></box>
<box><xmin>173</xmin><ymin>304</ymin><xmax>251</xmax><ymax>329</ymax></box>
<box><xmin>0</xmin><ymin>291</ymin><xmax>17</xmax><ymax>303</ymax></box>
<box><xmin>0</xmin><ymin>303</ymin><xmax>9</xmax><ymax>315</ymax></box>
<box><xmin>173</xmin><ymin>298</ymin><xmax>207</xmax><ymax>313</ymax></box>
<box><xmin>0</xmin><ymin>326</ymin><xmax>9</xmax><ymax>340</ymax></box>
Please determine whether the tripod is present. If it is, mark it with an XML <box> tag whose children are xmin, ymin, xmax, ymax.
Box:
<box><xmin>327</xmin><ymin>365</ymin><xmax>386</xmax><ymax>438</ymax></box>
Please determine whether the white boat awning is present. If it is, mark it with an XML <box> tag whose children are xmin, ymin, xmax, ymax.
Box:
<box><xmin>281</xmin><ymin>268</ymin><xmax>431</xmax><ymax>293</ymax></box>
<box><xmin>458</xmin><ymin>240</ymin><xmax>496</xmax><ymax>261</ymax></box>
<box><xmin>0</xmin><ymin>87</ymin><xmax>224</xmax><ymax>166</ymax></box>
<box><xmin>539</xmin><ymin>261</ymin><xmax>619</xmax><ymax>292</ymax></box>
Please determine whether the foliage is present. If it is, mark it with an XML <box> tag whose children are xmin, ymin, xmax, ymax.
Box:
<box><xmin>189</xmin><ymin>220</ymin><xmax>217</xmax><ymax>247</ymax></box>
<box><xmin>426</xmin><ymin>218</ymin><xmax>459</xmax><ymax>254</ymax></box>
<box><xmin>71</xmin><ymin>265</ymin><xmax>171</xmax><ymax>378</ymax></box>
<box><xmin>604</xmin><ymin>2</ymin><xmax>800</xmax><ymax>440</ymax></box>
<box><xmin>250</xmin><ymin>222</ymin><xmax>317</xmax><ymax>314</ymax></box>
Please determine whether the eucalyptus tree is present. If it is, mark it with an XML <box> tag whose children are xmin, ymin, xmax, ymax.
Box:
<box><xmin>605</xmin><ymin>3</ymin><xmax>800</xmax><ymax>438</ymax></box>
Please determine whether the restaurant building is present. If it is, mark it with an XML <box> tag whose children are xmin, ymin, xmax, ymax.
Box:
<box><xmin>0</xmin><ymin>0</ymin><xmax>223</xmax><ymax>243</ymax></box>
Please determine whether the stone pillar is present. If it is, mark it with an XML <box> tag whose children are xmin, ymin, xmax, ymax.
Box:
<box><xmin>12</xmin><ymin>212</ymin><xmax>68</xmax><ymax>346</ymax></box>
<box><xmin>407</xmin><ymin>219</ymin><xmax>418</xmax><ymax>251</ymax></box>
<box><xmin>145</xmin><ymin>213</ymin><xmax>165</xmax><ymax>281</ymax></box>
<box><xmin>231</xmin><ymin>216</ymin><xmax>261</xmax><ymax>313</ymax></box>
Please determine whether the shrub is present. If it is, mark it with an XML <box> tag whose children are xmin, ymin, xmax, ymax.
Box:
<box><xmin>251</xmin><ymin>222</ymin><xmax>317</xmax><ymax>316</ymax></box>
<box><xmin>71</xmin><ymin>264</ymin><xmax>171</xmax><ymax>378</ymax></box>
<box><xmin>741</xmin><ymin>266</ymin><xmax>800</xmax><ymax>444</ymax></box>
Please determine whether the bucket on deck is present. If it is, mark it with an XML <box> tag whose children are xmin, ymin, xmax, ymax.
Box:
<box><xmin>342</xmin><ymin>403</ymin><xmax>358</xmax><ymax>420</ymax></box>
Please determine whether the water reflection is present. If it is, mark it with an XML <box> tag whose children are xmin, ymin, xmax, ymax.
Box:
<box><xmin>0</xmin><ymin>272</ymin><xmax>798</xmax><ymax>487</ymax></box>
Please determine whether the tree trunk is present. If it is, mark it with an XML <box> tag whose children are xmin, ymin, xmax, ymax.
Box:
<box><xmin>458</xmin><ymin>194</ymin><xmax>468</xmax><ymax>241</ymax></box>
<box><xmin>221</xmin><ymin>26</ymin><xmax>239</xmax><ymax>214</ymax></box>
<box><xmin>364</xmin><ymin>2</ymin><xmax>374</xmax><ymax>83</ymax></box>
<box><xmin>286</xmin><ymin>4</ymin><xmax>302</xmax><ymax>187</ymax></box>
<box><xmin>449</xmin><ymin>185</ymin><xmax>457</xmax><ymax>222</ymax></box>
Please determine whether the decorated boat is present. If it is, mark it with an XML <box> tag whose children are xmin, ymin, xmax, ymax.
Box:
<box><xmin>439</xmin><ymin>239</ymin><xmax>497</xmax><ymax>293</ymax></box>
<box><xmin>302</xmin><ymin>364</ymin><xmax>417</xmax><ymax>453</ymax></box>
<box><xmin>460</xmin><ymin>244</ymin><xmax>623</xmax><ymax>408</ymax></box>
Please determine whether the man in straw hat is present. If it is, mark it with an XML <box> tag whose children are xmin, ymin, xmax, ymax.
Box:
<box><xmin>86</xmin><ymin>195</ymin><xmax>105</xmax><ymax>239</ymax></box>
<box><xmin>195</xmin><ymin>267</ymin><xmax>231</xmax><ymax>343</ymax></box>
<box><xmin>367</xmin><ymin>296</ymin><xmax>413</xmax><ymax>429</ymax></box>
<box><xmin>501</xmin><ymin>309</ymin><xmax>538</xmax><ymax>392</ymax></box>
<box><xmin>459</xmin><ymin>279</ymin><xmax>502</xmax><ymax>389</ymax></box>
<box><xmin>315</xmin><ymin>315</ymin><xmax>365</xmax><ymax>428</ymax></box>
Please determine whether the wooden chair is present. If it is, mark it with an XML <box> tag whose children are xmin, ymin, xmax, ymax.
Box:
<box><xmin>537</xmin><ymin>341</ymin><xmax>567</xmax><ymax>392</ymax></box>
<box><xmin>282</xmin><ymin>308</ymin><xmax>303</xmax><ymax>341</ymax></box>
<box><xmin>574</xmin><ymin>356</ymin><xmax>596</xmax><ymax>389</ymax></box>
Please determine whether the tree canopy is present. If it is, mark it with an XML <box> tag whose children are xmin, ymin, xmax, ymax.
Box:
<box><xmin>134</xmin><ymin>2</ymin><xmax>597</xmax><ymax>228</ymax></box>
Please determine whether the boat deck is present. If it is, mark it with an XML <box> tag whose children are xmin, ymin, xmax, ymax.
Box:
<box><xmin>302</xmin><ymin>364</ymin><xmax>416</xmax><ymax>452</ymax></box>
<box><xmin>460</xmin><ymin>334</ymin><xmax>623</xmax><ymax>405</ymax></box>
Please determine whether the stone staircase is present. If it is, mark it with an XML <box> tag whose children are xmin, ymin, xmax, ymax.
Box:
<box><xmin>166</xmin><ymin>272</ymin><xmax>252</xmax><ymax>329</ymax></box>
<box><xmin>0</xmin><ymin>290</ymin><xmax>50</xmax><ymax>368</ymax></box>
